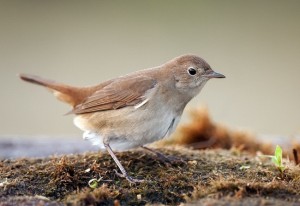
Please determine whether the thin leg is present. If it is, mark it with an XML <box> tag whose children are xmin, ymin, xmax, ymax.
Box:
<box><xmin>104</xmin><ymin>143</ymin><xmax>144</xmax><ymax>183</ymax></box>
<box><xmin>141</xmin><ymin>146</ymin><xmax>182</xmax><ymax>163</ymax></box>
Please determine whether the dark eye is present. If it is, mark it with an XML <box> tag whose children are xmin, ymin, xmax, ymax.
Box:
<box><xmin>187</xmin><ymin>67</ymin><xmax>197</xmax><ymax>75</ymax></box>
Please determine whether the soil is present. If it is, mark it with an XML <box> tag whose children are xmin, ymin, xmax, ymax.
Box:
<box><xmin>1</xmin><ymin>147</ymin><xmax>300</xmax><ymax>206</ymax></box>
<box><xmin>1</xmin><ymin>106</ymin><xmax>300</xmax><ymax>205</ymax></box>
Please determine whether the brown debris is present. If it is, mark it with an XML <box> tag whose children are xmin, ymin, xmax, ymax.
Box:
<box><xmin>157</xmin><ymin>106</ymin><xmax>298</xmax><ymax>158</ymax></box>
<box><xmin>293</xmin><ymin>149</ymin><xmax>299</xmax><ymax>165</ymax></box>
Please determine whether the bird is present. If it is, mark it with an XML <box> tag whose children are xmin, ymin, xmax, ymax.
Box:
<box><xmin>19</xmin><ymin>54</ymin><xmax>225</xmax><ymax>183</ymax></box>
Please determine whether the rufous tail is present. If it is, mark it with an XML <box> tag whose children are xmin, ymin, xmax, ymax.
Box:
<box><xmin>19</xmin><ymin>74</ymin><xmax>88</xmax><ymax>107</ymax></box>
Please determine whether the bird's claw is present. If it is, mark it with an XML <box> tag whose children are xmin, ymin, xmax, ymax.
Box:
<box><xmin>113</xmin><ymin>169</ymin><xmax>144</xmax><ymax>183</ymax></box>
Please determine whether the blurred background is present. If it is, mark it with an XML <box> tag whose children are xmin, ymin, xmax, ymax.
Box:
<box><xmin>0</xmin><ymin>0</ymin><xmax>300</xmax><ymax>157</ymax></box>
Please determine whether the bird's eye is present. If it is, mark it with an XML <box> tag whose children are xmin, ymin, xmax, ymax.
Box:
<box><xmin>187</xmin><ymin>67</ymin><xmax>197</xmax><ymax>76</ymax></box>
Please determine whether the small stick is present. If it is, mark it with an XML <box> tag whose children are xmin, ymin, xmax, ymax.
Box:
<box><xmin>293</xmin><ymin>149</ymin><xmax>299</xmax><ymax>165</ymax></box>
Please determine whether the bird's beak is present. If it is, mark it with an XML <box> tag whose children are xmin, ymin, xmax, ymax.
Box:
<box><xmin>203</xmin><ymin>71</ymin><xmax>225</xmax><ymax>79</ymax></box>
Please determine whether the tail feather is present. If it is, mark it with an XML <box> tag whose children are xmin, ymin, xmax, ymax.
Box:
<box><xmin>19</xmin><ymin>73</ymin><xmax>86</xmax><ymax>107</ymax></box>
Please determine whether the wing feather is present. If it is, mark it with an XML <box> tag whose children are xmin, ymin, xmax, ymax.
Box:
<box><xmin>71</xmin><ymin>76</ymin><xmax>157</xmax><ymax>114</ymax></box>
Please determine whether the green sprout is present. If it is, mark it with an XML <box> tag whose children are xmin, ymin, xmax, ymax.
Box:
<box><xmin>261</xmin><ymin>145</ymin><xmax>285</xmax><ymax>173</ymax></box>
<box><xmin>88</xmin><ymin>176</ymin><xmax>103</xmax><ymax>189</ymax></box>
<box><xmin>272</xmin><ymin>145</ymin><xmax>285</xmax><ymax>173</ymax></box>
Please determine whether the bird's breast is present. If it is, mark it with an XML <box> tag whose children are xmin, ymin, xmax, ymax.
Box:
<box><xmin>73</xmin><ymin>93</ymin><xmax>183</xmax><ymax>151</ymax></box>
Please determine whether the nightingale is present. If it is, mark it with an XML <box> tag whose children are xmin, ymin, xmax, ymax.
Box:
<box><xmin>19</xmin><ymin>54</ymin><xmax>225</xmax><ymax>183</ymax></box>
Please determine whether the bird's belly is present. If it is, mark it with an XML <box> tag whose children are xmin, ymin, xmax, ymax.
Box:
<box><xmin>73</xmin><ymin>105</ymin><xmax>179</xmax><ymax>151</ymax></box>
<box><xmin>108</xmin><ymin>114</ymin><xmax>177</xmax><ymax>151</ymax></box>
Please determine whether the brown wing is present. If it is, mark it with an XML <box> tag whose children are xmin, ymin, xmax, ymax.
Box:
<box><xmin>71</xmin><ymin>76</ymin><xmax>157</xmax><ymax>114</ymax></box>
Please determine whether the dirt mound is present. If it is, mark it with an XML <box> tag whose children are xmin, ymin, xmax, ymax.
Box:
<box><xmin>1</xmin><ymin>148</ymin><xmax>300</xmax><ymax>205</ymax></box>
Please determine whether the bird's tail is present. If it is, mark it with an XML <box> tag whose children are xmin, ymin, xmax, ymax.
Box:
<box><xmin>19</xmin><ymin>73</ymin><xmax>86</xmax><ymax>107</ymax></box>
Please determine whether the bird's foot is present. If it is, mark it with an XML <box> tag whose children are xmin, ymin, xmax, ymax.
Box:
<box><xmin>141</xmin><ymin>146</ymin><xmax>184</xmax><ymax>164</ymax></box>
<box><xmin>113</xmin><ymin>169</ymin><xmax>144</xmax><ymax>183</ymax></box>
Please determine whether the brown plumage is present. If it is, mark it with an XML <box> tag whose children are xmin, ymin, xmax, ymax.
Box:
<box><xmin>73</xmin><ymin>76</ymin><xmax>157</xmax><ymax>114</ymax></box>
<box><xmin>19</xmin><ymin>73</ymin><xmax>157</xmax><ymax>114</ymax></box>
<box><xmin>19</xmin><ymin>74</ymin><xmax>95</xmax><ymax>107</ymax></box>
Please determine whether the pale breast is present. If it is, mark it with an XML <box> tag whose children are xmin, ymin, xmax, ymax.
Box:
<box><xmin>73</xmin><ymin>82</ymin><xmax>188</xmax><ymax>151</ymax></box>
<box><xmin>73</xmin><ymin>95</ymin><xmax>180</xmax><ymax>151</ymax></box>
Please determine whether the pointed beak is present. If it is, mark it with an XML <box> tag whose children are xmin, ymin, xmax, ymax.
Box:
<box><xmin>204</xmin><ymin>71</ymin><xmax>226</xmax><ymax>79</ymax></box>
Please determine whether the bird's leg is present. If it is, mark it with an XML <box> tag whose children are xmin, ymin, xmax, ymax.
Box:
<box><xmin>141</xmin><ymin>146</ymin><xmax>182</xmax><ymax>163</ymax></box>
<box><xmin>104</xmin><ymin>143</ymin><xmax>144</xmax><ymax>183</ymax></box>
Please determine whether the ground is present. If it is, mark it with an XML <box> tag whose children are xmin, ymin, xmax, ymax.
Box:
<box><xmin>1</xmin><ymin>107</ymin><xmax>300</xmax><ymax>205</ymax></box>
<box><xmin>1</xmin><ymin>147</ymin><xmax>300</xmax><ymax>206</ymax></box>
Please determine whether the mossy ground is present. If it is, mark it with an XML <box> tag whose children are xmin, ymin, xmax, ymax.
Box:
<box><xmin>1</xmin><ymin>147</ymin><xmax>300</xmax><ymax>206</ymax></box>
<box><xmin>1</xmin><ymin>106</ymin><xmax>300</xmax><ymax>205</ymax></box>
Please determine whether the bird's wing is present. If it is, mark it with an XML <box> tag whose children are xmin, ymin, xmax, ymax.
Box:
<box><xmin>71</xmin><ymin>75</ymin><xmax>157</xmax><ymax>114</ymax></box>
